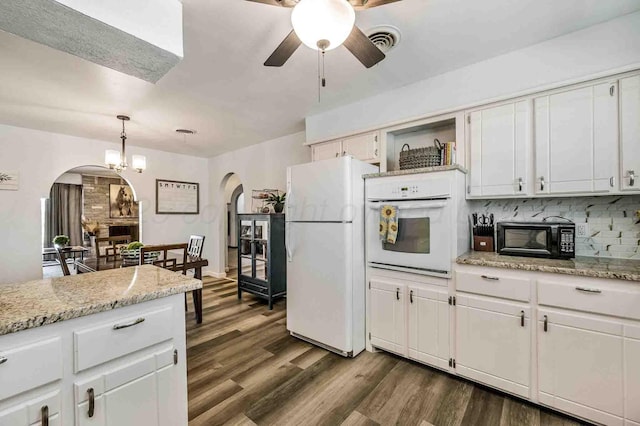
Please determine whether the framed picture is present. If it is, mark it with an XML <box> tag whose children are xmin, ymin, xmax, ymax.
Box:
<box><xmin>110</xmin><ymin>184</ymin><xmax>138</xmax><ymax>218</ymax></box>
<box><xmin>0</xmin><ymin>171</ymin><xmax>19</xmax><ymax>190</ymax></box>
<box><xmin>156</xmin><ymin>179</ymin><xmax>199</xmax><ymax>214</ymax></box>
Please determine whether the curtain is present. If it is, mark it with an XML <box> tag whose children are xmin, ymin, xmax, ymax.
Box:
<box><xmin>44</xmin><ymin>183</ymin><xmax>83</xmax><ymax>247</ymax></box>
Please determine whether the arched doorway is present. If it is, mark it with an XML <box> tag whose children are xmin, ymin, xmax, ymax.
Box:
<box><xmin>42</xmin><ymin>165</ymin><xmax>140</xmax><ymax>278</ymax></box>
<box><xmin>221</xmin><ymin>173</ymin><xmax>243</xmax><ymax>279</ymax></box>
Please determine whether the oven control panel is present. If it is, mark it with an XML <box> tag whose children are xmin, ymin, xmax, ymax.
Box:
<box><xmin>367</xmin><ymin>176</ymin><xmax>452</xmax><ymax>200</ymax></box>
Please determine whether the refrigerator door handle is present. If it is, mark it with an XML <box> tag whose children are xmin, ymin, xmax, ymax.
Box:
<box><xmin>286</xmin><ymin>224</ymin><xmax>293</xmax><ymax>262</ymax></box>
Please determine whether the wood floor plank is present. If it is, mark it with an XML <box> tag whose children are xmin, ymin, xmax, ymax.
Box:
<box><xmin>460</xmin><ymin>386</ymin><xmax>505</xmax><ymax>426</ymax></box>
<box><xmin>187</xmin><ymin>276</ymin><xmax>585</xmax><ymax>426</ymax></box>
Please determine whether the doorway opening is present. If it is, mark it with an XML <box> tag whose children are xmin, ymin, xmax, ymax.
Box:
<box><xmin>42</xmin><ymin>165</ymin><xmax>140</xmax><ymax>278</ymax></box>
<box><xmin>221</xmin><ymin>173</ymin><xmax>243</xmax><ymax>280</ymax></box>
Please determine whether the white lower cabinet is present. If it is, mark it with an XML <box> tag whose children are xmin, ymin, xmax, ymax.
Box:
<box><xmin>407</xmin><ymin>286</ymin><xmax>450</xmax><ymax>370</ymax></box>
<box><xmin>624</xmin><ymin>325</ymin><xmax>640</xmax><ymax>424</ymax></box>
<box><xmin>455</xmin><ymin>294</ymin><xmax>531</xmax><ymax>398</ymax></box>
<box><xmin>0</xmin><ymin>391</ymin><xmax>61</xmax><ymax>426</ymax></box>
<box><xmin>369</xmin><ymin>278</ymin><xmax>406</xmax><ymax>356</ymax></box>
<box><xmin>538</xmin><ymin>309</ymin><xmax>624</xmax><ymax>425</ymax></box>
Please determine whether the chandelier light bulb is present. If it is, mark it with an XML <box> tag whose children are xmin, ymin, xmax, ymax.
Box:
<box><xmin>291</xmin><ymin>0</ymin><xmax>356</xmax><ymax>51</ymax></box>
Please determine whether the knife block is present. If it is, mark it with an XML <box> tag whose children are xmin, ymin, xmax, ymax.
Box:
<box><xmin>473</xmin><ymin>236</ymin><xmax>494</xmax><ymax>252</ymax></box>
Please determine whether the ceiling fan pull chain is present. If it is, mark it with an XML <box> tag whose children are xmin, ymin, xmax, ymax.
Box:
<box><xmin>322</xmin><ymin>50</ymin><xmax>326</xmax><ymax>88</ymax></box>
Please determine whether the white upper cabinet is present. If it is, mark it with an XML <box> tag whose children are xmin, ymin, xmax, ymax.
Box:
<box><xmin>620</xmin><ymin>75</ymin><xmax>640</xmax><ymax>191</ymax></box>
<box><xmin>343</xmin><ymin>132</ymin><xmax>380</xmax><ymax>162</ymax></box>
<box><xmin>534</xmin><ymin>81</ymin><xmax>618</xmax><ymax>195</ymax></box>
<box><xmin>311</xmin><ymin>140</ymin><xmax>342</xmax><ymax>161</ymax></box>
<box><xmin>311</xmin><ymin>132</ymin><xmax>380</xmax><ymax>163</ymax></box>
<box><xmin>468</xmin><ymin>101</ymin><xmax>530</xmax><ymax>197</ymax></box>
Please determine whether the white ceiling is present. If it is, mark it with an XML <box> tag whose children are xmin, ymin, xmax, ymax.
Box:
<box><xmin>0</xmin><ymin>0</ymin><xmax>639</xmax><ymax>158</ymax></box>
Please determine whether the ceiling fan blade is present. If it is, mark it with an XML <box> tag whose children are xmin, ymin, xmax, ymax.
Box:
<box><xmin>343</xmin><ymin>25</ymin><xmax>385</xmax><ymax>68</ymax></box>
<box><xmin>349</xmin><ymin>0</ymin><xmax>401</xmax><ymax>10</ymax></box>
<box><xmin>264</xmin><ymin>30</ymin><xmax>302</xmax><ymax>67</ymax></box>
<box><xmin>245</xmin><ymin>0</ymin><xmax>297</xmax><ymax>7</ymax></box>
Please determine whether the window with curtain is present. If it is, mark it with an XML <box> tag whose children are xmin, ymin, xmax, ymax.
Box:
<box><xmin>44</xmin><ymin>183</ymin><xmax>83</xmax><ymax>247</ymax></box>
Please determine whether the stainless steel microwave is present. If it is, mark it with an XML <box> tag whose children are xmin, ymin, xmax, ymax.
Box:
<box><xmin>496</xmin><ymin>221</ymin><xmax>576</xmax><ymax>259</ymax></box>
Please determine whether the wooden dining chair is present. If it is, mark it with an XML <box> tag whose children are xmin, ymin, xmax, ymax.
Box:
<box><xmin>96</xmin><ymin>235</ymin><xmax>132</xmax><ymax>260</ymax></box>
<box><xmin>55</xmin><ymin>247</ymin><xmax>71</xmax><ymax>276</ymax></box>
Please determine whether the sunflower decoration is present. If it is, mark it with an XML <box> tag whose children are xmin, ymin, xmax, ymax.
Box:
<box><xmin>381</xmin><ymin>205</ymin><xmax>396</xmax><ymax>219</ymax></box>
<box><xmin>379</xmin><ymin>221</ymin><xmax>388</xmax><ymax>236</ymax></box>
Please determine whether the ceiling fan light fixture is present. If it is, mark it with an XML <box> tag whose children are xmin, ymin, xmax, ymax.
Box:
<box><xmin>291</xmin><ymin>0</ymin><xmax>355</xmax><ymax>51</ymax></box>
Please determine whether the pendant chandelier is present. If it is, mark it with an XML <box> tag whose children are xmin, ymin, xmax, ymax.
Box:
<box><xmin>105</xmin><ymin>115</ymin><xmax>146</xmax><ymax>173</ymax></box>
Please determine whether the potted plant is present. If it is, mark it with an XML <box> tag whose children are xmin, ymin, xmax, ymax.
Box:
<box><xmin>52</xmin><ymin>235</ymin><xmax>70</xmax><ymax>249</ymax></box>
<box><xmin>120</xmin><ymin>241</ymin><xmax>160</xmax><ymax>265</ymax></box>
<box><xmin>266</xmin><ymin>192</ymin><xmax>286</xmax><ymax>213</ymax></box>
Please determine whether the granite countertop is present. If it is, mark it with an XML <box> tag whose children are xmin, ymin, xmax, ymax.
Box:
<box><xmin>364</xmin><ymin>164</ymin><xmax>468</xmax><ymax>179</ymax></box>
<box><xmin>456</xmin><ymin>251</ymin><xmax>640</xmax><ymax>282</ymax></box>
<box><xmin>0</xmin><ymin>265</ymin><xmax>202</xmax><ymax>336</ymax></box>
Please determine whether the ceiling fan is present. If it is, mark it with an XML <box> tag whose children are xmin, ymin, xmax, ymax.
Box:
<box><xmin>247</xmin><ymin>0</ymin><xmax>401</xmax><ymax>68</ymax></box>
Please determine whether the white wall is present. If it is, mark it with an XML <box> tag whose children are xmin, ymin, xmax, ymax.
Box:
<box><xmin>208</xmin><ymin>131</ymin><xmax>310</xmax><ymax>275</ymax></box>
<box><xmin>0</xmin><ymin>124</ymin><xmax>210</xmax><ymax>284</ymax></box>
<box><xmin>306</xmin><ymin>11</ymin><xmax>640</xmax><ymax>142</ymax></box>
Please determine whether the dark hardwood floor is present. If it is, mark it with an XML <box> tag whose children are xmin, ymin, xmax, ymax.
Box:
<box><xmin>186</xmin><ymin>277</ymin><xmax>583</xmax><ymax>426</ymax></box>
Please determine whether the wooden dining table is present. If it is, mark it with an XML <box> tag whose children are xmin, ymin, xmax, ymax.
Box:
<box><xmin>75</xmin><ymin>254</ymin><xmax>208</xmax><ymax>324</ymax></box>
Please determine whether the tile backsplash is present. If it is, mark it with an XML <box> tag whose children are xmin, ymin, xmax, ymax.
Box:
<box><xmin>469</xmin><ymin>195</ymin><xmax>640</xmax><ymax>259</ymax></box>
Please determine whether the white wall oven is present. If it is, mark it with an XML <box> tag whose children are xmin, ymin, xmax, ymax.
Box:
<box><xmin>366</xmin><ymin>175</ymin><xmax>454</xmax><ymax>277</ymax></box>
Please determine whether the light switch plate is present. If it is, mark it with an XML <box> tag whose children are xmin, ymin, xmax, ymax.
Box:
<box><xmin>576</xmin><ymin>223</ymin><xmax>589</xmax><ymax>237</ymax></box>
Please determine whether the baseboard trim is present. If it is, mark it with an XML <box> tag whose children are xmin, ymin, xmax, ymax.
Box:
<box><xmin>203</xmin><ymin>268</ymin><xmax>226</xmax><ymax>278</ymax></box>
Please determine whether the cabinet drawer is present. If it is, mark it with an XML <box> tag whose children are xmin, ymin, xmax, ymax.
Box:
<box><xmin>74</xmin><ymin>307</ymin><xmax>173</xmax><ymax>372</ymax></box>
<box><xmin>0</xmin><ymin>390</ymin><xmax>61</xmax><ymax>425</ymax></box>
<box><xmin>0</xmin><ymin>337</ymin><xmax>62</xmax><ymax>401</ymax></box>
<box><xmin>455</xmin><ymin>270</ymin><xmax>531</xmax><ymax>302</ymax></box>
<box><xmin>538</xmin><ymin>279</ymin><xmax>640</xmax><ymax>320</ymax></box>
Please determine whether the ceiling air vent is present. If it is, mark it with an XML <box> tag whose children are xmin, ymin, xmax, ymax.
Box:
<box><xmin>366</xmin><ymin>26</ymin><xmax>401</xmax><ymax>53</ymax></box>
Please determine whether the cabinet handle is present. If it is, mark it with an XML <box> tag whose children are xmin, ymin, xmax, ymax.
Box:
<box><xmin>335</xmin><ymin>152</ymin><xmax>339</xmax><ymax>157</ymax></box>
<box><xmin>610</xmin><ymin>85</ymin><xmax>615</xmax><ymax>96</ymax></box>
<box><xmin>518</xmin><ymin>177</ymin><xmax>523</xmax><ymax>192</ymax></box>
<box><xmin>481</xmin><ymin>275</ymin><xmax>499</xmax><ymax>281</ymax></box>
<box><xmin>87</xmin><ymin>388</ymin><xmax>95</xmax><ymax>418</ymax></box>
<box><xmin>410</xmin><ymin>290</ymin><xmax>414</xmax><ymax>304</ymax></box>
<box><xmin>396</xmin><ymin>288</ymin><xmax>400</xmax><ymax>301</ymax></box>
<box><xmin>575</xmin><ymin>286</ymin><xmax>602</xmax><ymax>294</ymax></box>
<box><xmin>41</xmin><ymin>405</ymin><xmax>49</xmax><ymax>426</ymax></box>
<box><xmin>610</xmin><ymin>176</ymin><xmax>615</xmax><ymax>187</ymax></box>
<box><xmin>543</xmin><ymin>315</ymin><xmax>548</xmax><ymax>332</ymax></box>
<box><xmin>540</xmin><ymin>176</ymin><xmax>545</xmax><ymax>191</ymax></box>
<box><xmin>174</xmin><ymin>349</ymin><xmax>179</xmax><ymax>365</ymax></box>
<box><xmin>520</xmin><ymin>310</ymin><xmax>525</xmax><ymax>327</ymax></box>
<box><xmin>374</xmin><ymin>149</ymin><xmax>378</xmax><ymax>157</ymax></box>
<box><xmin>342</xmin><ymin>151</ymin><xmax>347</xmax><ymax>156</ymax></box>
<box><xmin>629</xmin><ymin>170</ymin><xmax>636</xmax><ymax>187</ymax></box>
<box><xmin>0</xmin><ymin>356</ymin><xmax>6</xmax><ymax>365</ymax></box>
<box><xmin>113</xmin><ymin>317</ymin><xmax>145</xmax><ymax>330</ymax></box>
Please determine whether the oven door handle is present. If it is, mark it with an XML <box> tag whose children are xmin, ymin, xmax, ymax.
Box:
<box><xmin>367</xmin><ymin>201</ymin><xmax>448</xmax><ymax>210</ymax></box>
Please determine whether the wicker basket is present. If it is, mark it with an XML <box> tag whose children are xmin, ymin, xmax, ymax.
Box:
<box><xmin>399</xmin><ymin>141</ymin><xmax>442</xmax><ymax>170</ymax></box>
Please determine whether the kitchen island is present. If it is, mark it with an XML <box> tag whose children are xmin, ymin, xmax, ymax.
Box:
<box><xmin>0</xmin><ymin>265</ymin><xmax>201</xmax><ymax>426</ymax></box>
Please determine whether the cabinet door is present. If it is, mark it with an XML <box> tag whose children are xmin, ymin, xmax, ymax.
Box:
<box><xmin>455</xmin><ymin>294</ymin><xmax>530</xmax><ymax>398</ymax></box>
<box><xmin>538</xmin><ymin>310</ymin><xmax>623</xmax><ymax>425</ymax></box>
<box><xmin>407</xmin><ymin>286</ymin><xmax>449</xmax><ymax>370</ymax></box>
<box><xmin>625</xmin><ymin>324</ymin><xmax>640</xmax><ymax>423</ymax></box>
<box><xmin>104</xmin><ymin>373</ymin><xmax>159</xmax><ymax>426</ymax></box>
<box><xmin>311</xmin><ymin>140</ymin><xmax>342</xmax><ymax>161</ymax></box>
<box><xmin>468</xmin><ymin>101</ymin><xmax>529</xmax><ymax>196</ymax></box>
<box><xmin>534</xmin><ymin>82</ymin><xmax>617</xmax><ymax>194</ymax></box>
<box><xmin>370</xmin><ymin>279</ymin><xmax>406</xmax><ymax>356</ymax></box>
<box><xmin>343</xmin><ymin>132</ymin><xmax>379</xmax><ymax>162</ymax></box>
<box><xmin>620</xmin><ymin>75</ymin><xmax>640</xmax><ymax>191</ymax></box>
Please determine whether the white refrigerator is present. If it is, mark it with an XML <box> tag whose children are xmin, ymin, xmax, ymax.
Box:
<box><xmin>285</xmin><ymin>157</ymin><xmax>378</xmax><ymax>357</ymax></box>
